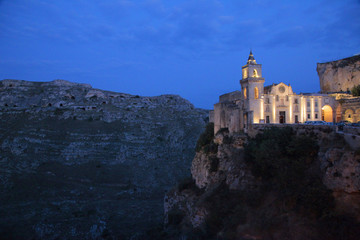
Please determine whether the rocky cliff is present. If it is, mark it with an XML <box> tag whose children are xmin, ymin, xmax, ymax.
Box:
<box><xmin>0</xmin><ymin>79</ymin><xmax>208</xmax><ymax>239</ymax></box>
<box><xmin>317</xmin><ymin>55</ymin><xmax>360</xmax><ymax>93</ymax></box>
<box><xmin>164</xmin><ymin>125</ymin><xmax>360</xmax><ymax>239</ymax></box>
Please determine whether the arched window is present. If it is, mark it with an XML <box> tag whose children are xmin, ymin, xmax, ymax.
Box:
<box><xmin>253</xmin><ymin>69</ymin><xmax>258</xmax><ymax>77</ymax></box>
<box><xmin>254</xmin><ymin>87</ymin><xmax>259</xmax><ymax>99</ymax></box>
<box><xmin>244</xmin><ymin>87</ymin><xmax>247</xmax><ymax>99</ymax></box>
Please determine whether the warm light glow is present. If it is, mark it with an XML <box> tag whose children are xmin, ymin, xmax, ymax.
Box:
<box><xmin>289</xmin><ymin>96</ymin><xmax>292</xmax><ymax>123</ymax></box>
<box><xmin>253</xmin><ymin>69</ymin><xmax>259</xmax><ymax>77</ymax></box>
<box><xmin>300</xmin><ymin>96</ymin><xmax>304</xmax><ymax>122</ymax></box>
<box><xmin>260</xmin><ymin>97</ymin><xmax>264</xmax><ymax>120</ymax></box>
<box><xmin>322</xmin><ymin>105</ymin><xmax>333</xmax><ymax>122</ymax></box>
<box><xmin>344</xmin><ymin>109</ymin><xmax>354</xmax><ymax>123</ymax></box>
<box><xmin>311</xmin><ymin>98</ymin><xmax>314</xmax><ymax>120</ymax></box>
<box><xmin>243</xmin><ymin>69</ymin><xmax>248</xmax><ymax>79</ymax></box>
<box><xmin>273</xmin><ymin>96</ymin><xmax>276</xmax><ymax>122</ymax></box>
<box><xmin>244</xmin><ymin>87</ymin><xmax>247</xmax><ymax>99</ymax></box>
<box><xmin>254</xmin><ymin>87</ymin><xmax>259</xmax><ymax>99</ymax></box>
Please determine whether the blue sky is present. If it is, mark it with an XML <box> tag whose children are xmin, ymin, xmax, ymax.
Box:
<box><xmin>1</xmin><ymin>0</ymin><xmax>359</xmax><ymax>109</ymax></box>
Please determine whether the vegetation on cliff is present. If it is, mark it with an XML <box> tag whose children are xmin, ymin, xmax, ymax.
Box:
<box><xmin>245</xmin><ymin>127</ymin><xmax>331</xmax><ymax>215</ymax></box>
<box><xmin>351</xmin><ymin>84</ymin><xmax>360</xmax><ymax>96</ymax></box>
<box><xmin>165</xmin><ymin>127</ymin><xmax>360</xmax><ymax>240</ymax></box>
<box><xmin>195</xmin><ymin>122</ymin><xmax>218</xmax><ymax>154</ymax></box>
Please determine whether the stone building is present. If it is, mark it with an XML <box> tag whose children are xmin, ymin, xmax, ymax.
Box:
<box><xmin>212</xmin><ymin>51</ymin><xmax>343</xmax><ymax>133</ymax></box>
<box><xmin>317</xmin><ymin>55</ymin><xmax>360</xmax><ymax>124</ymax></box>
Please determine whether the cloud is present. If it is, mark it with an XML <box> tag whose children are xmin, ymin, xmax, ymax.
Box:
<box><xmin>1</xmin><ymin>0</ymin><xmax>359</xmax><ymax>58</ymax></box>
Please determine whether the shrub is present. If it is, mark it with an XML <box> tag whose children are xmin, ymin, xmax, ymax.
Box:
<box><xmin>209</xmin><ymin>156</ymin><xmax>219</xmax><ymax>172</ymax></box>
<box><xmin>244</xmin><ymin>127</ymin><xmax>336</xmax><ymax>217</ymax></box>
<box><xmin>167</xmin><ymin>208</ymin><xmax>184</xmax><ymax>226</ymax></box>
<box><xmin>351</xmin><ymin>85</ymin><xmax>360</xmax><ymax>96</ymax></box>
<box><xmin>195</xmin><ymin>122</ymin><xmax>218</xmax><ymax>153</ymax></box>
<box><xmin>245</xmin><ymin>127</ymin><xmax>318</xmax><ymax>192</ymax></box>
<box><xmin>176</xmin><ymin>177</ymin><xmax>197</xmax><ymax>192</ymax></box>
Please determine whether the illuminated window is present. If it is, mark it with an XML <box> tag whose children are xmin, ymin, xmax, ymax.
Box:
<box><xmin>244</xmin><ymin>87</ymin><xmax>247</xmax><ymax>99</ymax></box>
<box><xmin>254</xmin><ymin>87</ymin><xmax>259</xmax><ymax>99</ymax></box>
<box><xmin>243</xmin><ymin>69</ymin><xmax>248</xmax><ymax>79</ymax></box>
<box><xmin>253</xmin><ymin>69</ymin><xmax>258</xmax><ymax>77</ymax></box>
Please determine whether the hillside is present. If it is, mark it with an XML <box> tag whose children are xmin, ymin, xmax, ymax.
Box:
<box><xmin>164</xmin><ymin>125</ymin><xmax>360</xmax><ymax>239</ymax></box>
<box><xmin>0</xmin><ymin>79</ymin><xmax>208</xmax><ymax>239</ymax></box>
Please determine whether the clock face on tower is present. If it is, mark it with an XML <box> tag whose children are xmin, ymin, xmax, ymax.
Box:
<box><xmin>279</xmin><ymin>86</ymin><xmax>285</xmax><ymax>93</ymax></box>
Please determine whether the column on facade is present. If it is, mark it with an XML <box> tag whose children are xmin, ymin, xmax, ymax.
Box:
<box><xmin>300</xmin><ymin>96</ymin><xmax>305</xmax><ymax>122</ymax></box>
<box><xmin>289</xmin><ymin>96</ymin><xmax>293</xmax><ymax>123</ymax></box>
<box><xmin>260</xmin><ymin>96</ymin><xmax>264</xmax><ymax>122</ymax></box>
<box><xmin>272</xmin><ymin>95</ymin><xmax>276</xmax><ymax>123</ymax></box>
<box><xmin>311</xmin><ymin>97</ymin><xmax>315</xmax><ymax>120</ymax></box>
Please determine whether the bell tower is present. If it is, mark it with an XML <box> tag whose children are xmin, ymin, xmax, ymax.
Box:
<box><xmin>240</xmin><ymin>51</ymin><xmax>265</xmax><ymax>123</ymax></box>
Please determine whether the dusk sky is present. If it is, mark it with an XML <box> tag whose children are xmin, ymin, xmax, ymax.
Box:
<box><xmin>1</xmin><ymin>0</ymin><xmax>359</xmax><ymax>109</ymax></box>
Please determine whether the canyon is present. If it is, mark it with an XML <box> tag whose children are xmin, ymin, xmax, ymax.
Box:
<box><xmin>0</xmin><ymin>79</ymin><xmax>208</xmax><ymax>239</ymax></box>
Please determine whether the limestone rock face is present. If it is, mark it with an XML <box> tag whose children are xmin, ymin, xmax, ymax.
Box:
<box><xmin>317</xmin><ymin>55</ymin><xmax>360</xmax><ymax>93</ymax></box>
<box><xmin>0</xmin><ymin>79</ymin><xmax>208</xmax><ymax>239</ymax></box>
<box><xmin>165</xmin><ymin>126</ymin><xmax>360</xmax><ymax>239</ymax></box>
<box><xmin>321</xmin><ymin>149</ymin><xmax>360</xmax><ymax>193</ymax></box>
<box><xmin>164</xmin><ymin>131</ymin><xmax>259</xmax><ymax>233</ymax></box>
<box><xmin>191</xmin><ymin>132</ymin><xmax>255</xmax><ymax>191</ymax></box>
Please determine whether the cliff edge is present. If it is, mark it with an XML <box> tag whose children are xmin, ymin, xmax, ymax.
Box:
<box><xmin>317</xmin><ymin>55</ymin><xmax>360</xmax><ymax>93</ymax></box>
<box><xmin>164</xmin><ymin>125</ymin><xmax>360</xmax><ymax>239</ymax></box>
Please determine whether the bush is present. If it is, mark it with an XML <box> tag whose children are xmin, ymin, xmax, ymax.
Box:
<box><xmin>245</xmin><ymin>127</ymin><xmax>318</xmax><ymax>192</ymax></box>
<box><xmin>167</xmin><ymin>208</ymin><xmax>184</xmax><ymax>226</ymax></box>
<box><xmin>195</xmin><ymin>123</ymin><xmax>218</xmax><ymax>153</ymax></box>
<box><xmin>209</xmin><ymin>156</ymin><xmax>219</xmax><ymax>172</ymax></box>
<box><xmin>177</xmin><ymin>177</ymin><xmax>196</xmax><ymax>192</ymax></box>
<box><xmin>244</xmin><ymin>127</ymin><xmax>335</xmax><ymax>217</ymax></box>
<box><xmin>351</xmin><ymin>85</ymin><xmax>360</xmax><ymax>96</ymax></box>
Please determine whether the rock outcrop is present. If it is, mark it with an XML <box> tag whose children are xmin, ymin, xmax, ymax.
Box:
<box><xmin>0</xmin><ymin>79</ymin><xmax>208</xmax><ymax>239</ymax></box>
<box><xmin>317</xmin><ymin>55</ymin><xmax>360</xmax><ymax>93</ymax></box>
<box><xmin>164</xmin><ymin>126</ymin><xmax>360</xmax><ymax>239</ymax></box>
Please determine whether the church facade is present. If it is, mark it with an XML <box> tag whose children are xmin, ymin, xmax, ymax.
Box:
<box><xmin>211</xmin><ymin>52</ymin><xmax>338</xmax><ymax>133</ymax></box>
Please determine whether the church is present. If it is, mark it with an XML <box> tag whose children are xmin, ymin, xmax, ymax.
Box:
<box><xmin>211</xmin><ymin>51</ymin><xmax>338</xmax><ymax>133</ymax></box>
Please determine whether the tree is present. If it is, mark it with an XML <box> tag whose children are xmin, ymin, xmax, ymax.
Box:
<box><xmin>351</xmin><ymin>85</ymin><xmax>360</xmax><ymax>96</ymax></box>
